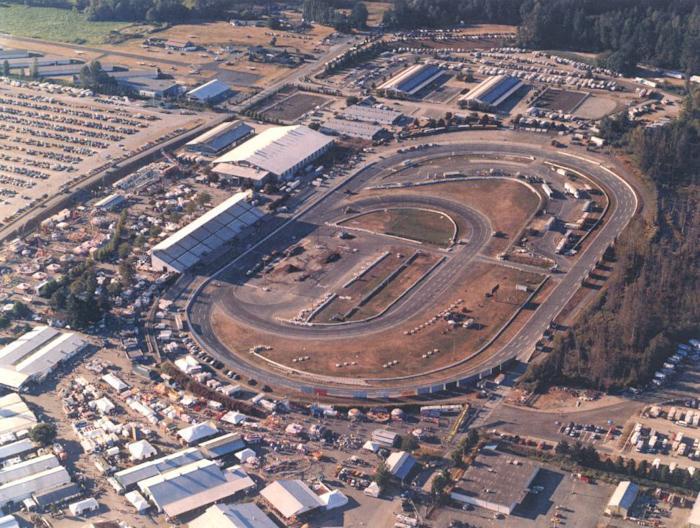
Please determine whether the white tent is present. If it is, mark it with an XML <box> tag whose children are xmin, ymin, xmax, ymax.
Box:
<box><xmin>364</xmin><ymin>481</ymin><xmax>381</xmax><ymax>498</ymax></box>
<box><xmin>221</xmin><ymin>410</ymin><xmax>247</xmax><ymax>425</ymax></box>
<box><xmin>320</xmin><ymin>489</ymin><xmax>348</xmax><ymax>510</ymax></box>
<box><xmin>94</xmin><ymin>397</ymin><xmax>115</xmax><ymax>415</ymax></box>
<box><xmin>362</xmin><ymin>440</ymin><xmax>380</xmax><ymax>453</ymax></box>
<box><xmin>125</xmin><ymin>490</ymin><xmax>150</xmax><ymax>513</ymax></box>
<box><xmin>68</xmin><ymin>497</ymin><xmax>98</xmax><ymax>516</ymax></box>
<box><xmin>128</xmin><ymin>440</ymin><xmax>157</xmax><ymax>461</ymax></box>
<box><xmin>235</xmin><ymin>448</ymin><xmax>256</xmax><ymax>463</ymax></box>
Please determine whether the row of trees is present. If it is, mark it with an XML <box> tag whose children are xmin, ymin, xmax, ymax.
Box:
<box><xmin>380</xmin><ymin>0</ymin><xmax>700</xmax><ymax>74</ymax></box>
<box><xmin>522</xmin><ymin>90</ymin><xmax>700</xmax><ymax>391</ymax></box>
<box><xmin>82</xmin><ymin>0</ymin><xmax>231</xmax><ymax>23</ymax></box>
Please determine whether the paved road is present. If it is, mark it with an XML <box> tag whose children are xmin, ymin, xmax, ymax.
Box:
<box><xmin>186</xmin><ymin>138</ymin><xmax>638</xmax><ymax>398</ymax></box>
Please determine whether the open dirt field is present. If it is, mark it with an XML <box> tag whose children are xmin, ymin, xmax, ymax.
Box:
<box><xmin>532</xmin><ymin>87</ymin><xmax>590</xmax><ymax>113</ymax></box>
<box><xmin>574</xmin><ymin>95</ymin><xmax>621</xmax><ymax>119</ymax></box>
<box><xmin>257</xmin><ymin>91</ymin><xmax>332</xmax><ymax>122</ymax></box>
<box><xmin>211</xmin><ymin>261</ymin><xmax>544</xmax><ymax>378</ymax></box>
<box><xmin>340</xmin><ymin>207</ymin><xmax>457</xmax><ymax>247</ymax></box>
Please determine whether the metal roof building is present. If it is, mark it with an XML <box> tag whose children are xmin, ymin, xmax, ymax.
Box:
<box><xmin>0</xmin><ymin>439</ymin><xmax>35</xmax><ymax>463</ymax></box>
<box><xmin>688</xmin><ymin>492</ymin><xmax>700</xmax><ymax>528</ymax></box>
<box><xmin>0</xmin><ymin>454</ymin><xmax>60</xmax><ymax>486</ymax></box>
<box><xmin>321</xmin><ymin>118</ymin><xmax>386</xmax><ymax>141</ymax></box>
<box><xmin>0</xmin><ymin>515</ymin><xmax>19</xmax><ymax>528</ymax></box>
<box><xmin>605</xmin><ymin>481</ymin><xmax>639</xmax><ymax>517</ymax></box>
<box><xmin>187</xmin><ymin>79</ymin><xmax>232</xmax><ymax>103</ymax></box>
<box><xmin>260</xmin><ymin>479</ymin><xmax>323</xmax><ymax>519</ymax></box>
<box><xmin>451</xmin><ymin>449</ymin><xmax>539</xmax><ymax>515</ymax></box>
<box><xmin>385</xmin><ymin>451</ymin><xmax>416</xmax><ymax>481</ymax></box>
<box><xmin>459</xmin><ymin>75</ymin><xmax>523</xmax><ymax>109</ymax></box>
<box><xmin>177</xmin><ymin>421</ymin><xmax>219</xmax><ymax>445</ymax></box>
<box><xmin>0</xmin><ymin>326</ymin><xmax>87</xmax><ymax>391</ymax></box>
<box><xmin>189</xmin><ymin>502</ymin><xmax>277</xmax><ymax>528</ymax></box>
<box><xmin>150</xmin><ymin>190</ymin><xmax>264</xmax><ymax>273</ymax></box>
<box><xmin>113</xmin><ymin>447</ymin><xmax>204</xmax><ymax>490</ymax></box>
<box><xmin>186</xmin><ymin>121</ymin><xmax>254</xmax><ymax>156</ymax></box>
<box><xmin>139</xmin><ymin>460</ymin><xmax>255</xmax><ymax>518</ymax></box>
<box><xmin>200</xmin><ymin>432</ymin><xmax>246</xmax><ymax>459</ymax></box>
<box><xmin>378</xmin><ymin>64</ymin><xmax>444</xmax><ymax>96</ymax></box>
<box><xmin>0</xmin><ymin>465</ymin><xmax>72</xmax><ymax>509</ymax></box>
<box><xmin>213</xmin><ymin>125</ymin><xmax>334</xmax><ymax>180</ymax></box>
<box><xmin>0</xmin><ymin>394</ymin><xmax>37</xmax><ymax>440</ymax></box>
<box><xmin>342</xmin><ymin>104</ymin><xmax>403</xmax><ymax>125</ymax></box>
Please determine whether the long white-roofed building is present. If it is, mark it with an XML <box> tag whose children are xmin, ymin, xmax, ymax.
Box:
<box><xmin>0</xmin><ymin>326</ymin><xmax>87</xmax><ymax>391</ymax></box>
<box><xmin>459</xmin><ymin>75</ymin><xmax>523</xmax><ymax>110</ymax></box>
<box><xmin>213</xmin><ymin>125</ymin><xmax>334</xmax><ymax>181</ymax></box>
<box><xmin>0</xmin><ymin>394</ymin><xmax>37</xmax><ymax>440</ymax></box>
<box><xmin>150</xmin><ymin>190</ymin><xmax>264</xmax><ymax>273</ymax></box>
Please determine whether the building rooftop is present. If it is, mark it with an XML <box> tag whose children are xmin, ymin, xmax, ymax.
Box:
<box><xmin>379</xmin><ymin>64</ymin><xmax>443</xmax><ymax>95</ymax></box>
<box><xmin>186</xmin><ymin>121</ymin><xmax>254</xmax><ymax>154</ymax></box>
<box><xmin>200</xmin><ymin>432</ymin><xmax>246</xmax><ymax>459</ymax></box>
<box><xmin>0</xmin><ymin>326</ymin><xmax>86</xmax><ymax>391</ymax></box>
<box><xmin>177</xmin><ymin>421</ymin><xmax>219</xmax><ymax>444</ymax></box>
<box><xmin>461</xmin><ymin>75</ymin><xmax>523</xmax><ymax>107</ymax></box>
<box><xmin>139</xmin><ymin>460</ymin><xmax>255</xmax><ymax>518</ymax></box>
<box><xmin>322</xmin><ymin>118</ymin><xmax>385</xmax><ymax>140</ymax></box>
<box><xmin>213</xmin><ymin>125</ymin><xmax>334</xmax><ymax>177</ymax></box>
<box><xmin>451</xmin><ymin>449</ymin><xmax>539</xmax><ymax>513</ymax></box>
<box><xmin>0</xmin><ymin>393</ymin><xmax>37</xmax><ymax>438</ymax></box>
<box><xmin>385</xmin><ymin>451</ymin><xmax>416</xmax><ymax>480</ymax></box>
<box><xmin>187</xmin><ymin>79</ymin><xmax>231</xmax><ymax>102</ymax></box>
<box><xmin>342</xmin><ymin>104</ymin><xmax>402</xmax><ymax>125</ymax></box>
<box><xmin>607</xmin><ymin>480</ymin><xmax>639</xmax><ymax>511</ymax></box>
<box><xmin>189</xmin><ymin>503</ymin><xmax>277</xmax><ymax>528</ymax></box>
<box><xmin>261</xmin><ymin>479</ymin><xmax>323</xmax><ymax>519</ymax></box>
<box><xmin>113</xmin><ymin>447</ymin><xmax>204</xmax><ymax>489</ymax></box>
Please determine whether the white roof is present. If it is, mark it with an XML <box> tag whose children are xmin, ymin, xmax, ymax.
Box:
<box><xmin>187</xmin><ymin>79</ymin><xmax>230</xmax><ymax>101</ymax></box>
<box><xmin>68</xmin><ymin>497</ymin><xmax>98</xmax><ymax>515</ymax></box>
<box><xmin>189</xmin><ymin>503</ymin><xmax>277</xmax><ymax>528</ymax></box>
<box><xmin>608</xmin><ymin>480</ymin><xmax>639</xmax><ymax>510</ymax></box>
<box><xmin>213</xmin><ymin>125</ymin><xmax>333</xmax><ymax>177</ymax></box>
<box><xmin>102</xmin><ymin>373</ymin><xmax>129</xmax><ymax>392</ymax></box>
<box><xmin>386</xmin><ymin>451</ymin><xmax>416</xmax><ymax>480</ymax></box>
<box><xmin>0</xmin><ymin>515</ymin><xmax>19</xmax><ymax>528</ymax></box>
<box><xmin>94</xmin><ymin>397</ymin><xmax>115</xmax><ymax>415</ymax></box>
<box><xmin>139</xmin><ymin>460</ymin><xmax>255</xmax><ymax>518</ymax></box>
<box><xmin>177</xmin><ymin>421</ymin><xmax>218</xmax><ymax>444</ymax></box>
<box><xmin>320</xmin><ymin>489</ymin><xmax>348</xmax><ymax>510</ymax></box>
<box><xmin>0</xmin><ymin>393</ymin><xmax>37</xmax><ymax>438</ymax></box>
<box><xmin>260</xmin><ymin>479</ymin><xmax>323</xmax><ymax>518</ymax></box>
<box><xmin>0</xmin><ymin>465</ymin><xmax>71</xmax><ymax>508</ymax></box>
<box><xmin>125</xmin><ymin>490</ymin><xmax>150</xmax><ymax>512</ymax></box>
<box><xmin>151</xmin><ymin>190</ymin><xmax>264</xmax><ymax>273</ymax></box>
<box><xmin>0</xmin><ymin>439</ymin><xmax>34</xmax><ymax>462</ymax></box>
<box><xmin>362</xmin><ymin>440</ymin><xmax>379</xmax><ymax>452</ymax></box>
<box><xmin>343</xmin><ymin>104</ymin><xmax>402</xmax><ymax>125</ymax></box>
<box><xmin>235</xmin><ymin>448</ymin><xmax>256</xmax><ymax>463</ymax></box>
<box><xmin>128</xmin><ymin>440</ymin><xmax>157</xmax><ymax>461</ymax></box>
<box><xmin>221</xmin><ymin>410</ymin><xmax>247</xmax><ymax>425</ymax></box>
<box><xmin>0</xmin><ymin>326</ymin><xmax>86</xmax><ymax>390</ymax></box>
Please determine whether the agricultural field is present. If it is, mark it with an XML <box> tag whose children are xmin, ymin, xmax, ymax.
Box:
<box><xmin>0</xmin><ymin>4</ymin><xmax>129</xmax><ymax>45</ymax></box>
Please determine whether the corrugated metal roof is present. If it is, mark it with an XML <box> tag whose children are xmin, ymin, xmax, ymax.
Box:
<box><xmin>213</xmin><ymin>125</ymin><xmax>333</xmax><ymax>177</ymax></box>
<box><xmin>186</xmin><ymin>121</ymin><xmax>254</xmax><ymax>154</ymax></box>
<box><xmin>260</xmin><ymin>479</ymin><xmax>322</xmax><ymax>518</ymax></box>
<box><xmin>0</xmin><ymin>465</ymin><xmax>71</xmax><ymax>508</ymax></box>
<box><xmin>114</xmin><ymin>447</ymin><xmax>204</xmax><ymax>489</ymax></box>
<box><xmin>190</xmin><ymin>503</ymin><xmax>277</xmax><ymax>528</ymax></box>
<box><xmin>187</xmin><ymin>79</ymin><xmax>231</xmax><ymax>101</ymax></box>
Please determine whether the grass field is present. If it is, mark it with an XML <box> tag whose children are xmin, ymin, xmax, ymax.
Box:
<box><xmin>342</xmin><ymin>208</ymin><xmax>457</xmax><ymax>247</ymax></box>
<box><xmin>0</xmin><ymin>4</ymin><xmax>128</xmax><ymax>44</ymax></box>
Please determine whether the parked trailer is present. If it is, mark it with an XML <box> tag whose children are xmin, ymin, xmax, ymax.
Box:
<box><xmin>541</xmin><ymin>182</ymin><xmax>554</xmax><ymax>198</ymax></box>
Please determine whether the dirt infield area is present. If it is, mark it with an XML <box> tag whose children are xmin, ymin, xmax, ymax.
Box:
<box><xmin>253</xmin><ymin>89</ymin><xmax>332</xmax><ymax>122</ymax></box>
<box><xmin>365</xmin><ymin>179</ymin><xmax>540</xmax><ymax>256</ymax></box>
<box><xmin>532</xmin><ymin>88</ymin><xmax>589</xmax><ymax>113</ymax></box>
<box><xmin>211</xmin><ymin>262</ymin><xmax>545</xmax><ymax>379</ymax></box>
<box><xmin>339</xmin><ymin>207</ymin><xmax>457</xmax><ymax>247</ymax></box>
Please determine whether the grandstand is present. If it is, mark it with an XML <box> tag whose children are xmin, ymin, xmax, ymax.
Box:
<box><xmin>150</xmin><ymin>190</ymin><xmax>264</xmax><ymax>273</ymax></box>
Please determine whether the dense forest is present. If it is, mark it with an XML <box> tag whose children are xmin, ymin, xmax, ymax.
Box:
<box><xmin>381</xmin><ymin>0</ymin><xmax>700</xmax><ymax>73</ymax></box>
<box><xmin>521</xmin><ymin>91</ymin><xmax>700</xmax><ymax>391</ymax></box>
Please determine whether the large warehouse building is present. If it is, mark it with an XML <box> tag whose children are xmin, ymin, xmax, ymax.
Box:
<box><xmin>150</xmin><ymin>190</ymin><xmax>264</xmax><ymax>273</ymax></box>
<box><xmin>459</xmin><ymin>75</ymin><xmax>523</xmax><ymax>110</ymax></box>
<box><xmin>213</xmin><ymin>125</ymin><xmax>334</xmax><ymax>182</ymax></box>
<box><xmin>185</xmin><ymin>121</ymin><xmax>254</xmax><ymax>156</ymax></box>
<box><xmin>450</xmin><ymin>449</ymin><xmax>539</xmax><ymax>515</ymax></box>
<box><xmin>0</xmin><ymin>326</ymin><xmax>87</xmax><ymax>391</ymax></box>
<box><xmin>378</xmin><ymin>64</ymin><xmax>444</xmax><ymax>97</ymax></box>
<box><xmin>342</xmin><ymin>104</ymin><xmax>403</xmax><ymax>125</ymax></box>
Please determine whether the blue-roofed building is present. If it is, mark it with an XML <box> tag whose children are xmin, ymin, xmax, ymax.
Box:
<box><xmin>378</xmin><ymin>64</ymin><xmax>445</xmax><ymax>97</ymax></box>
<box><xmin>460</xmin><ymin>75</ymin><xmax>524</xmax><ymax>110</ymax></box>
<box><xmin>186</xmin><ymin>120</ymin><xmax>254</xmax><ymax>156</ymax></box>
<box><xmin>187</xmin><ymin>78</ymin><xmax>234</xmax><ymax>104</ymax></box>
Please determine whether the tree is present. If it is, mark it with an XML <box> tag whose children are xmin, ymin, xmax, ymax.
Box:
<box><xmin>400</xmin><ymin>434</ymin><xmax>419</xmax><ymax>452</ymax></box>
<box><xmin>196</xmin><ymin>191</ymin><xmax>212</xmax><ymax>207</ymax></box>
<box><xmin>346</xmin><ymin>95</ymin><xmax>359</xmax><ymax>106</ymax></box>
<box><xmin>350</xmin><ymin>2</ymin><xmax>369</xmax><ymax>29</ymax></box>
<box><xmin>450</xmin><ymin>448</ymin><xmax>464</xmax><ymax>467</ymax></box>
<box><xmin>2</xmin><ymin>60</ymin><xmax>10</xmax><ymax>77</ymax></box>
<box><xmin>374</xmin><ymin>462</ymin><xmax>391</xmax><ymax>489</ymax></box>
<box><xmin>431</xmin><ymin>469</ymin><xmax>452</xmax><ymax>504</ymax></box>
<box><xmin>30</xmin><ymin>57</ymin><xmax>39</xmax><ymax>79</ymax></box>
<box><xmin>30</xmin><ymin>423</ymin><xmax>57</xmax><ymax>446</ymax></box>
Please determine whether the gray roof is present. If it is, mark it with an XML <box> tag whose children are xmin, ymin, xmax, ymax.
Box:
<box><xmin>187</xmin><ymin>79</ymin><xmax>231</xmax><ymax>101</ymax></box>
<box><xmin>113</xmin><ymin>447</ymin><xmax>204</xmax><ymax>489</ymax></box>
<box><xmin>200</xmin><ymin>432</ymin><xmax>246</xmax><ymax>459</ymax></box>
<box><xmin>186</xmin><ymin>121</ymin><xmax>254</xmax><ymax>154</ymax></box>
<box><xmin>342</xmin><ymin>104</ymin><xmax>402</xmax><ymax>125</ymax></box>
<box><xmin>385</xmin><ymin>451</ymin><xmax>416</xmax><ymax>480</ymax></box>
<box><xmin>322</xmin><ymin>118</ymin><xmax>385</xmax><ymax>140</ymax></box>
<box><xmin>150</xmin><ymin>190</ymin><xmax>264</xmax><ymax>273</ymax></box>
